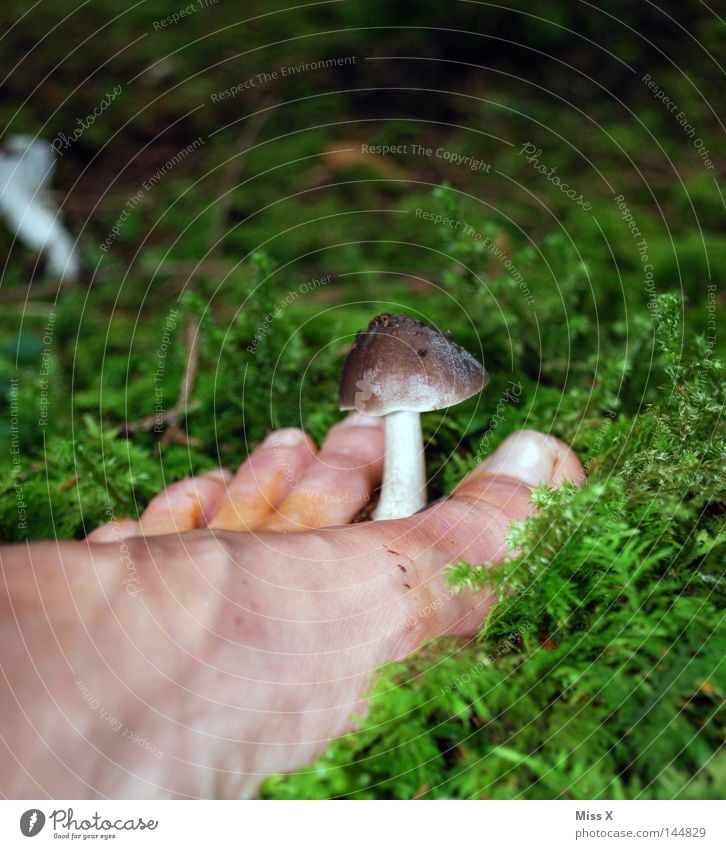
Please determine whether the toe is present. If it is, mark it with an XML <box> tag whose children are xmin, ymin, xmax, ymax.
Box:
<box><xmin>389</xmin><ymin>430</ymin><xmax>585</xmax><ymax>640</ymax></box>
<box><xmin>258</xmin><ymin>413</ymin><xmax>384</xmax><ymax>531</ymax></box>
<box><xmin>424</xmin><ymin>429</ymin><xmax>585</xmax><ymax>565</ymax></box>
<box><xmin>207</xmin><ymin>428</ymin><xmax>317</xmax><ymax>531</ymax></box>
<box><xmin>138</xmin><ymin>469</ymin><xmax>231</xmax><ymax>535</ymax></box>
<box><xmin>87</xmin><ymin>517</ymin><xmax>141</xmax><ymax>542</ymax></box>
<box><xmin>456</xmin><ymin>429</ymin><xmax>586</xmax><ymax>495</ymax></box>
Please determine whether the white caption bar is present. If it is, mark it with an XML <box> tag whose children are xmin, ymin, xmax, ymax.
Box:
<box><xmin>1</xmin><ymin>800</ymin><xmax>723</xmax><ymax>848</ymax></box>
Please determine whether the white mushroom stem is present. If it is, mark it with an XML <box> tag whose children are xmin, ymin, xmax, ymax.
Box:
<box><xmin>373</xmin><ymin>410</ymin><xmax>427</xmax><ymax>520</ymax></box>
<box><xmin>0</xmin><ymin>137</ymin><xmax>80</xmax><ymax>283</ymax></box>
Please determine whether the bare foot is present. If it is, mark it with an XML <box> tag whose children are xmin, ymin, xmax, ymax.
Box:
<box><xmin>0</xmin><ymin>417</ymin><xmax>583</xmax><ymax>798</ymax></box>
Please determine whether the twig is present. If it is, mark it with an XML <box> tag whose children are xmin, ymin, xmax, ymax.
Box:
<box><xmin>126</xmin><ymin>102</ymin><xmax>272</xmax><ymax>445</ymax></box>
<box><xmin>124</xmin><ymin>316</ymin><xmax>200</xmax><ymax>436</ymax></box>
<box><xmin>126</xmin><ymin>103</ymin><xmax>275</xmax><ymax>443</ymax></box>
<box><xmin>175</xmin><ymin>315</ymin><xmax>200</xmax><ymax>420</ymax></box>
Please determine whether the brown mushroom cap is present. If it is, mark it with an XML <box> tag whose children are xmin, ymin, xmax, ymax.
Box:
<box><xmin>339</xmin><ymin>313</ymin><xmax>488</xmax><ymax>415</ymax></box>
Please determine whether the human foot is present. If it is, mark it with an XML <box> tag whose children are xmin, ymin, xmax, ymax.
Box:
<box><xmin>0</xmin><ymin>422</ymin><xmax>583</xmax><ymax>798</ymax></box>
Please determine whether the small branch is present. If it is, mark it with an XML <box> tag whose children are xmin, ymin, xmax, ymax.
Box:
<box><xmin>126</xmin><ymin>103</ymin><xmax>275</xmax><ymax>444</ymax></box>
<box><xmin>124</xmin><ymin>317</ymin><xmax>200</xmax><ymax>438</ymax></box>
<box><xmin>176</xmin><ymin>315</ymin><xmax>200</xmax><ymax>418</ymax></box>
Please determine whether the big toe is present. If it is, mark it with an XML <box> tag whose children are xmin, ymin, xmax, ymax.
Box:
<box><xmin>454</xmin><ymin>429</ymin><xmax>585</xmax><ymax>502</ymax></box>
<box><xmin>416</xmin><ymin>430</ymin><xmax>585</xmax><ymax>570</ymax></box>
<box><xmin>382</xmin><ymin>430</ymin><xmax>585</xmax><ymax>641</ymax></box>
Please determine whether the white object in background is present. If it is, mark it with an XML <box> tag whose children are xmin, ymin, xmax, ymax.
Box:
<box><xmin>0</xmin><ymin>135</ymin><xmax>80</xmax><ymax>282</ymax></box>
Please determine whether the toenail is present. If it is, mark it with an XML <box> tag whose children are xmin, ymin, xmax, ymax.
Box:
<box><xmin>480</xmin><ymin>430</ymin><xmax>557</xmax><ymax>487</ymax></box>
<box><xmin>203</xmin><ymin>468</ymin><xmax>232</xmax><ymax>482</ymax></box>
<box><xmin>263</xmin><ymin>428</ymin><xmax>308</xmax><ymax>447</ymax></box>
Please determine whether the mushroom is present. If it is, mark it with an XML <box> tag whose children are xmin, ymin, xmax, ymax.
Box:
<box><xmin>0</xmin><ymin>135</ymin><xmax>80</xmax><ymax>283</ymax></box>
<box><xmin>339</xmin><ymin>313</ymin><xmax>488</xmax><ymax>520</ymax></box>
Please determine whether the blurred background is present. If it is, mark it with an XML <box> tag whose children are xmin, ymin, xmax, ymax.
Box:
<box><xmin>0</xmin><ymin>0</ymin><xmax>722</xmax><ymax>800</ymax></box>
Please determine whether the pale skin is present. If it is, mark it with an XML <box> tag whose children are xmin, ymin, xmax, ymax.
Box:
<box><xmin>0</xmin><ymin>416</ymin><xmax>583</xmax><ymax>799</ymax></box>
